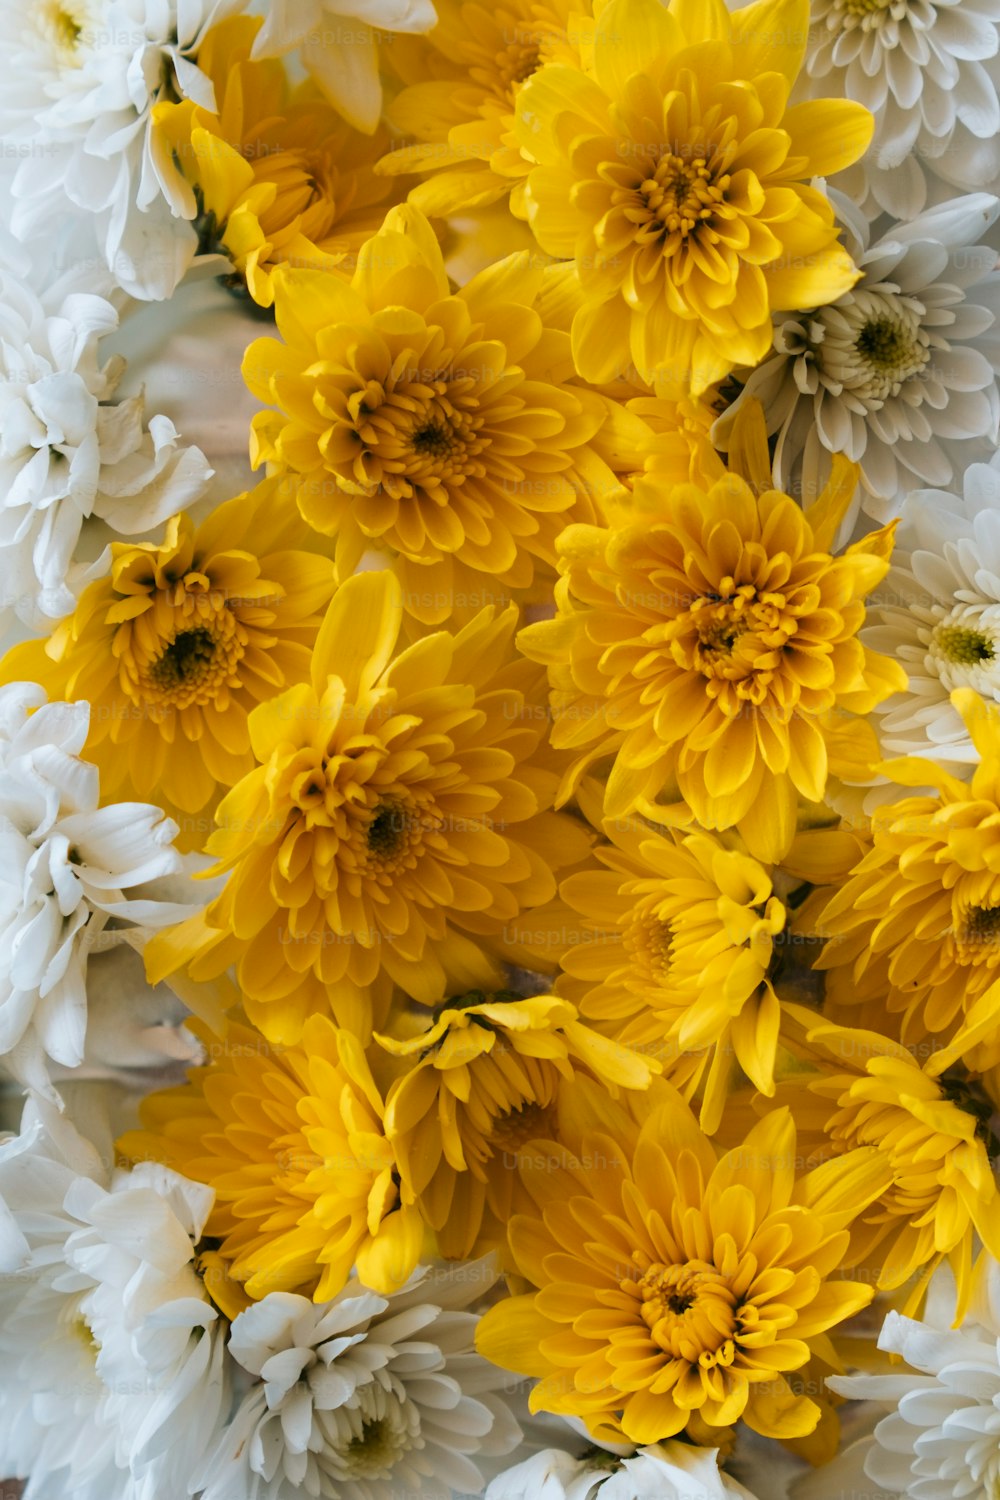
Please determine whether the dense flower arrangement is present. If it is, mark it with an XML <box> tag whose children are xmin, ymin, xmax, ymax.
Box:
<box><xmin>2</xmin><ymin>0</ymin><xmax>1000</xmax><ymax>1497</ymax></box>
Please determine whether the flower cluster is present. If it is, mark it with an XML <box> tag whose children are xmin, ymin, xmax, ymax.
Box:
<box><xmin>2</xmin><ymin>0</ymin><xmax>1000</xmax><ymax>1497</ymax></box>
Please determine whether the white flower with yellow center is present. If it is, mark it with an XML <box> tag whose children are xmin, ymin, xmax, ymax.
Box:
<box><xmin>718</xmin><ymin>193</ymin><xmax>1000</xmax><ymax>522</ymax></box>
<box><xmin>864</xmin><ymin>453</ymin><xmax>1000</xmax><ymax>770</ymax></box>
<box><xmin>195</xmin><ymin>1261</ymin><xmax>521</xmax><ymax>1500</ymax></box>
<box><xmin>805</xmin><ymin>0</ymin><xmax>1000</xmax><ymax>219</ymax></box>
<box><xmin>0</xmin><ymin>0</ymin><xmax>248</xmax><ymax>298</ymax></box>
<box><xmin>0</xmin><ymin>265</ymin><xmax>211</xmax><ymax>626</ymax></box>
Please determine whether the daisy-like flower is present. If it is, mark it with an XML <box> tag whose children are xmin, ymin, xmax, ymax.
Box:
<box><xmin>243</xmin><ymin>205</ymin><xmax>623</xmax><ymax>624</ymax></box>
<box><xmin>781</xmin><ymin>1009</ymin><xmax>1000</xmax><ymax>1318</ymax></box>
<box><xmin>118</xmin><ymin>1013</ymin><xmax>425</xmax><ymax>1304</ymax></box>
<box><xmin>863</xmin><ymin>453</ymin><xmax>1000</xmax><ymax>770</ymax></box>
<box><xmin>144</xmin><ymin>568</ymin><xmax>591</xmax><ymax>1044</ymax></box>
<box><xmin>487</xmin><ymin>1441</ymin><xmax>760</xmax><ymax>1499</ymax></box>
<box><xmin>519</xmin><ymin>402</ymin><xmax>905</xmax><ymax>863</ymax></box>
<box><xmin>376</xmin><ymin>990</ymin><xmax>657</xmax><ymax>1259</ymax></box>
<box><xmin>717</xmin><ymin>193</ymin><xmax>1000</xmax><ymax>521</ymax></box>
<box><xmin>552</xmin><ymin>818</ymin><xmax>788</xmax><ymax>1134</ymax></box>
<box><xmin>0</xmin><ymin>1093</ymin><xmax>228</xmax><ymax>1500</ymax></box>
<box><xmin>195</xmin><ymin>1261</ymin><xmax>520</xmax><ymax>1500</ymax></box>
<box><xmin>152</xmin><ymin>15</ymin><xmax>397</xmax><ymax>309</ymax></box>
<box><xmin>510</xmin><ymin>0</ymin><xmax>871</xmax><ymax>397</ymax></box>
<box><xmin>250</xmin><ymin>0</ymin><xmax>437</xmax><ymax>135</ymax></box>
<box><xmin>0</xmin><ymin>478</ymin><xmax>335</xmax><ymax>841</ymax></box>
<box><xmin>0</xmin><ymin>263</ymin><xmax>211</xmax><ymax>626</ymax></box>
<box><xmin>476</xmin><ymin>1084</ymin><xmax>889</xmax><ymax>1445</ymax></box>
<box><xmin>805</xmin><ymin>0</ymin><xmax>1000</xmax><ymax>220</ymax></box>
<box><xmin>375</xmin><ymin>0</ymin><xmax>588</xmax><ymax>219</ymax></box>
<box><xmin>0</xmin><ymin>0</ymin><xmax>248</xmax><ymax>299</ymax></box>
<box><xmin>0</xmin><ymin>681</ymin><xmax>198</xmax><ymax>1099</ymax></box>
<box><xmin>808</xmin><ymin>689</ymin><xmax>1000</xmax><ymax>1068</ymax></box>
<box><xmin>828</xmin><ymin>1259</ymin><xmax>1000</xmax><ymax>1498</ymax></box>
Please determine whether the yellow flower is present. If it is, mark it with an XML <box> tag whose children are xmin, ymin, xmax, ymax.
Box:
<box><xmin>780</xmin><ymin>1009</ymin><xmax>1000</xmax><ymax>1319</ymax></box>
<box><xmin>809</xmin><ymin>690</ymin><xmax>1000</xmax><ymax>1071</ymax></box>
<box><xmin>118</xmin><ymin>1016</ymin><xmax>423</xmax><ymax>1304</ymax></box>
<box><xmin>512</xmin><ymin>0</ymin><xmax>872</xmax><ymax>396</ymax></box>
<box><xmin>0</xmin><ymin>478</ymin><xmax>334</xmax><ymax>843</ymax></box>
<box><xmin>152</xmin><ymin>16</ymin><xmax>396</xmax><ymax>306</ymax></box>
<box><xmin>376</xmin><ymin>989</ymin><xmax>657</xmax><ymax>1258</ymax></box>
<box><xmin>555</xmin><ymin>815</ymin><xmax>787</xmax><ymax>1132</ymax></box>
<box><xmin>146</xmin><ymin>569</ymin><xmax>591</xmax><ymax>1044</ymax></box>
<box><xmin>375</xmin><ymin>0</ymin><xmax>589</xmax><ymax>218</ymax></box>
<box><xmin>518</xmin><ymin>402</ymin><xmax>906</xmax><ymax>863</ymax></box>
<box><xmin>476</xmin><ymin>1081</ymin><xmax>888</xmax><ymax>1445</ymax></box>
<box><xmin>242</xmin><ymin>204</ymin><xmax>627</xmax><ymax>624</ymax></box>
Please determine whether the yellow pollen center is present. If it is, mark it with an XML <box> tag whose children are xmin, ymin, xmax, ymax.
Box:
<box><xmin>489</xmin><ymin>1098</ymin><xmax>556</xmax><ymax>1156</ymax></box>
<box><xmin>935</xmin><ymin>625</ymin><xmax>995</xmax><ymax>667</ymax></box>
<box><xmin>665</xmin><ymin>583</ymin><xmax>796</xmax><ymax>710</ymax></box>
<box><xmin>38</xmin><ymin>1</ymin><xmax>86</xmax><ymax>60</ymax></box>
<box><xmin>632</xmin><ymin>1260</ymin><xmax>739</xmax><ymax>1361</ymax></box>
<box><xmin>960</xmin><ymin>903</ymin><xmax>1000</xmax><ymax>953</ymax></box>
<box><xmin>625</xmin><ymin>153</ymin><xmax>729</xmax><ymax>246</ymax></box>
<box><xmin>344</xmin><ymin>375</ymin><xmax>491</xmax><ymax>503</ymax></box>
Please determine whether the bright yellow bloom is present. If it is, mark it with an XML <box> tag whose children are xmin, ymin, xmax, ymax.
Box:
<box><xmin>476</xmin><ymin>1082</ymin><xmax>888</xmax><ymax>1445</ymax></box>
<box><xmin>554</xmin><ymin>816</ymin><xmax>787</xmax><ymax>1132</ymax></box>
<box><xmin>153</xmin><ymin>16</ymin><xmax>396</xmax><ymax>306</ymax></box>
<box><xmin>519</xmin><ymin>404</ymin><xmax>905</xmax><ymax>863</ymax></box>
<box><xmin>146</xmin><ymin>568</ymin><xmax>591</xmax><ymax>1044</ymax></box>
<box><xmin>376</xmin><ymin>989</ymin><xmax>657</xmax><ymax>1258</ymax></box>
<box><xmin>780</xmin><ymin>1009</ymin><xmax>1000</xmax><ymax>1319</ymax></box>
<box><xmin>376</xmin><ymin>0</ymin><xmax>589</xmax><ymax>218</ymax></box>
<box><xmin>809</xmin><ymin>690</ymin><xmax>1000</xmax><ymax>1071</ymax></box>
<box><xmin>242</xmin><ymin>205</ymin><xmax>626</xmax><ymax>624</ymax></box>
<box><xmin>513</xmin><ymin>0</ymin><xmax>871</xmax><ymax>396</ymax></box>
<box><xmin>118</xmin><ymin>1016</ymin><xmax>424</xmax><ymax>1304</ymax></box>
<box><xmin>0</xmin><ymin>478</ymin><xmax>334</xmax><ymax>842</ymax></box>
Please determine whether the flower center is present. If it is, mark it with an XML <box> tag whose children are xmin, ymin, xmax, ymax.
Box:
<box><xmin>855</xmin><ymin>316</ymin><xmax>919</xmax><ymax>374</ymax></box>
<box><xmin>959</xmin><ymin>902</ymin><xmax>1000</xmax><ymax>956</ymax></box>
<box><xmin>324</xmin><ymin>1384</ymin><xmax>419</xmax><ymax>1481</ymax></box>
<box><xmin>345</xmin><ymin>375</ymin><xmax>491</xmax><ymax>504</ymax></box>
<box><xmin>935</xmin><ymin>624</ymin><xmax>995</xmax><ymax>667</ymax></box>
<box><xmin>130</xmin><ymin>606</ymin><xmax>243</xmax><ymax>719</ymax></box>
<box><xmin>366</xmin><ymin>798</ymin><xmax>415</xmax><ymax>861</ymax></box>
<box><xmin>255</xmin><ymin>145</ymin><xmax>341</xmax><ymax>244</ymax></box>
<box><xmin>36</xmin><ymin>1</ymin><xmax>88</xmax><ymax>62</ymax></box>
<box><xmin>806</xmin><ymin>288</ymin><xmax>931</xmax><ymax>408</ymax></box>
<box><xmin>148</xmin><ymin>627</ymin><xmax>218</xmax><ymax>691</ymax></box>
<box><xmin>495</xmin><ymin>35</ymin><xmax>542</xmax><ymax>95</ymax></box>
<box><xmin>489</xmin><ymin>1098</ymin><xmax>557</xmax><ymax>1155</ymax></box>
<box><xmin>631</xmin><ymin>1260</ymin><xmax>738</xmax><ymax>1361</ymax></box>
<box><xmin>664</xmin><ymin>583</ymin><xmax>798</xmax><ymax>711</ymax></box>
<box><xmin>626</xmin><ymin>152</ymin><xmax>730</xmax><ymax>248</ymax></box>
<box><xmin>833</xmin><ymin>0</ymin><xmax>896</xmax><ymax>25</ymax></box>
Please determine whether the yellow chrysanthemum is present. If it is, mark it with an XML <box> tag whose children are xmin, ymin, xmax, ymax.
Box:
<box><xmin>512</xmin><ymin>0</ymin><xmax>872</xmax><ymax>396</ymax></box>
<box><xmin>550</xmin><ymin>813</ymin><xmax>787</xmax><ymax>1132</ymax></box>
<box><xmin>146</xmin><ymin>568</ymin><xmax>591</xmax><ymax>1043</ymax></box>
<box><xmin>242</xmin><ymin>204</ymin><xmax>628</xmax><ymax>623</ymax></box>
<box><xmin>153</xmin><ymin>16</ymin><xmax>396</xmax><ymax>306</ymax></box>
<box><xmin>375</xmin><ymin>0</ymin><xmax>589</xmax><ymax>218</ymax></box>
<box><xmin>808</xmin><ymin>689</ymin><xmax>1000</xmax><ymax>1070</ymax></box>
<box><xmin>0</xmin><ymin>478</ymin><xmax>334</xmax><ymax>844</ymax></box>
<box><xmin>118</xmin><ymin>1016</ymin><xmax>423</xmax><ymax>1304</ymax></box>
<box><xmin>779</xmin><ymin>1010</ymin><xmax>1000</xmax><ymax>1319</ymax></box>
<box><xmin>476</xmin><ymin>1081</ymin><xmax>888</xmax><ymax>1445</ymax></box>
<box><xmin>376</xmin><ymin>989</ymin><xmax>657</xmax><ymax>1258</ymax></box>
<box><xmin>519</xmin><ymin>404</ymin><xmax>906</xmax><ymax>863</ymax></box>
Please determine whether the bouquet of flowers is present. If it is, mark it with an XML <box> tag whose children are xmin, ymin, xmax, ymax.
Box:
<box><xmin>1</xmin><ymin>0</ymin><xmax>999</xmax><ymax>1496</ymax></box>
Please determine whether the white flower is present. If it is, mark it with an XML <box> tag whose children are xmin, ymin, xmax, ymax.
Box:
<box><xmin>486</xmin><ymin>1443</ymin><xmax>760</xmax><ymax>1500</ymax></box>
<box><xmin>717</xmin><ymin>193</ymin><xmax>1000</xmax><ymax>523</ymax></box>
<box><xmin>863</xmin><ymin>453</ymin><xmax>1000</xmax><ymax>770</ymax></box>
<box><xmin>0</xmin><ymin>1092</ymin><xmax>227</xmax><ymax>1500</ymax></box>
<box><xmin>195</xmin><ymin>1259</ymin><xmax>521</xmax><ymax>1500</ymax></box>
<box><xmin>0</xmin><ymin>682</ymin><xmax>200</xmax><ymax>1097</ymax></box>
<box><xmin>252</xmin><ymin>0</ymin><xmax>436</xmax><ymax>134</ymax></box>
<box><xmin>804</xmin><ymin>0</ymin><xmax>1000</xmax><ymax>221</ymax></box>
<box><xmin>0</xmin><ymin>0</ymin><xmax>247</xmax><ymax>299</ymax></box>
<box><xmin>0</xmin><ymin>264</ymin><xmax>211</xmax><ymax>625</ymax></box>
<box><xmin>828</xmin><ymin>1258</ymin><xmax>1000</xmax><ymax>1498</ymax></box>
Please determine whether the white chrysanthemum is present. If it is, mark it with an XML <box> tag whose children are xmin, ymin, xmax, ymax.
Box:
<box><xmin>0</xmin><ymin>264</ymin><xmax>211</xmax><ymax>626</ymax></box>
<box><xmin>195</xmin><ymin>1260</ymin><xmax>521</xmax><ymax>1500</ymax></box>
<box><xmin>0</xmin><ymin>1093</ymin><xmax>227</xmax><ymax>1500</ymax></box>
<box><xmin>0</xmin><ymin>0</ymin><xmax>247</xmax><ymax>299</ymax></box>
<box><xmin>717</xmin><ymin>193</ymin><xmax>1000</xmax><ymax>522</ymax></box>
<box><xmin>0</xmin><ymin>682</ymin><xmax>200</xmax><ymax>1097</ymax></box>
<box><xmin>805</xmin><ymin>0</ymin><xmax>1000</xmax><ymax>220</ymax></box>
<box><xmin>486</xmin><ymin>1443</ymin><xmax>760</xmax><ymax>1500</ymax></box>
<box><xmin>828</xmin><ymin>1258</ymin><xmax>1000</xmax><ymax>1498</ymax></box>
<box><xmin>252</xmin><ymin>0</ymin><xmax>436</xmax><ymax>134</ymax></box>
<box><xmin>863</xmin><ymin>453</ymin><xmax>1000</xmax><ymax>770</ymax></box>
